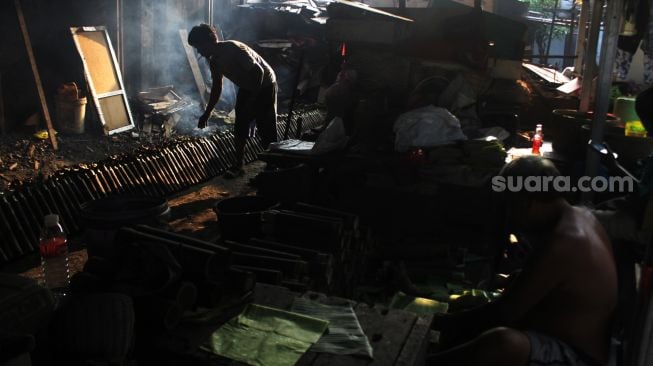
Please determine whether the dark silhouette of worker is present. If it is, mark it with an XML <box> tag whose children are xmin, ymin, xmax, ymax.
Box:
<box><xmin>429</xmin><ymin>156</ymin><xmax>617</xmax><ymax>366</ymax></box>
<box><xmin>188</xmin><ymin>24</ymin><xmax>278</xmax><ymax>178</ymax></box>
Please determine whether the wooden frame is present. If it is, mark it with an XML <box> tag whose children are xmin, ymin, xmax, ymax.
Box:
<box><xmin>70</xmin><ymin>26</ymin><xmax>134</xmax><ymax>135</ymax></box>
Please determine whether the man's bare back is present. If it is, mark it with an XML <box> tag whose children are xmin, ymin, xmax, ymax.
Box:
<box><xmin>514</xmin><ymin>205</ymin><xmax>617</xmax><ymax>362</ymax></box>
<box><xmin>428</xmin><ymin>156</ymin><xmax>618</xmax><ymax>366</ymax></box>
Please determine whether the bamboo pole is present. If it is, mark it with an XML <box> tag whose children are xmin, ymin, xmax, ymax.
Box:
<box><xmin>582</xmin><ymin>0</ymin><xmax>623</xmax><ymax>203</ymax></box>
<box><xmin>15</xmin><ymin>0</ymin><xmax>58</xmax><ymax>150</ymax></box>
<box><xmin>578</xmin><ymin>0</ymin><xmax>604</xmax><ymax>113</ymax></box>
<box><xmin>573</xmin><ymin>0</ymin><xmax>590</xmax><ymax>73</ymax></box>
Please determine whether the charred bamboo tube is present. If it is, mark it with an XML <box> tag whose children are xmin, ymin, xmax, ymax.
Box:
<box><xmin>194</xmin><ymin>140</ymin><xmax>221</xmax><ymax>175</ymax></box>
<box><xmin>143</xmin><ymin>156</ymin><xmax>171</xmax><ymax>195</ymax></box>
<box><xmin>118</xmin><ymin>228</ymin><xmax>229</xmax><ymax>283</ymax></box>
<box><xmin>98</xmin><ymin>164</ymin><xmax>118</xmax><ymax>194</ymax></box>
<box><xmin>158</xmin><ymin>152</ymin><xmax>183</xmax><ymax>191</ymax></box>
<box><xmin>188</xmin><ymin>142</ymin><xmax>215</xmax><ymax>177</ymax></box>
<box><xmin>86</xmin><ymin>169</ymin><xmax>108</xmax><ymax>197</ymax></box>
<box><xmin>124</xmin><ymin>161</ymin><xmax>149</xmax><ymax>196</ymax></box>
<box><xmin>174</xmin><ymin>146</ymin><xmax>202</xmax><ymax>183</ymax></box>
<box><xmin>200</xmin><ymin>139</ymin><xmax>227</xmax><ymax>173</ymax></box>
<box><xmin>45</xmin><ymin>180</ymin><xmax>77</xmax><ymax>232</ymax></box>
<box><xmin>163</xmin><ymin>148</ymin><xmax>191</xmax><ymax>187</ymax></box>
<box><xmin>134</xmin><ymin>158</ymin><xmax>162</xmax><ymax>197</ymax></box>
<box><xmin>231</xmin><ymin>252</ymin><xmax>308</xmax><ymax>278</ymax></box>
<box><xmin>10</xmin><ymin>193</ymin><xmax>39</xmax><ymax>248</ymax></box>
<box><xmin>40</xmin><ymin>184</ymin><xmax>70</xmax><ymax>233</ymax></box>
<box><xmin>110</xmin><ymin>162</ymin><xmax>134</xmax><ymax>195</ymax></box>
<box><xmin>223</xmin><ymin>241</ymin><xmax>300</xmax><ymax>260</ymax></box>
<box><xmin>0</xmin><ymin>194</ymin><xmax>29</xmax><ymax>255</ymax></box>
<box><xmin>150</xmin><ymin>155</ymin><xmax>179</xmax><ymax>192</ymax></box>
<box><xmin>56</xmin><ymin>174</ymin><xmax>83</xmax><ymax>214</ymax></box>
<box><xmin>93</xmin><ymin>166</ymin><xmax>114</xmax><ymax>195</ymax></box>
<box><xmin>205</xmin><ymin>137</ymin><xmax>230</xmax><ymax>172</ymax></box>
<box><xmin>132</xmin><ymin>225</ymin><xmax>230</xmax><ymax>259</ymax></box>
<box><xmin>181</xmin><ymin>144</ymin><xmax>206</xmax><ymax>182</ymax></box>
<box><xmin>104</xmin><ymin>165</ymin><xmax>124</xmax><ymax>194</ymax></box>
<box><xmin>22</xmin><ymin>187</ymin><xmax>45</xmax><ymax>225</ymax></box>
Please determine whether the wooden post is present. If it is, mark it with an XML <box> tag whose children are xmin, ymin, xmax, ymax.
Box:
<box><xmin>0</xmin><ymin>72</ymin><xmax>5</xmax><ymax>136</ymax></box>
<box><xmin>573</xmin><ymin>0</ymin><xmax>590</xmax><ymax>73</ymax></box>
<box><xmin>582</xmin><ymin>0</ymin><xmax>623</xmax><ymax>203</ymax></box>
<box><xmin>15</xmin><ymin>0</ymin><xmax>58</xmax><ymax>150</ymax></box>
<box><xmin>179</xmin><ymin>29</ymin><xmax>208</xmax><ymax>110</ymax></box>
<box><xmin>578</xmin><ymin>0</ymin><xmax>604</xmax><ymax>113</ymax></box>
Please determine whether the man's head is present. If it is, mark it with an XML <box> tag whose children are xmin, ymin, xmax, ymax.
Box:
<box><xmin>499</xmin><ymin>156</ymin><xmax>564</xmax><ymax>230</ymax></box>
<box><xmin>635</xmin><ymin>86</ymin><xmax>653</xmax><ymax>134</ymax></box>
<box><xmin>188</xmin><ymin>24</ymin><xmax>218</xmax><ymax>58</ymax></box>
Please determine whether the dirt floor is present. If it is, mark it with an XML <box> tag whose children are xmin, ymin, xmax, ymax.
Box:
<box><xmin>166</xmin><ymin>160</ymin><xmax>265</xmax><ymax>242</ymax></box>
<box><xmin>0</xmin><ymin>131</ymin><xmax>161</xmax><ymax>190</ymax></box>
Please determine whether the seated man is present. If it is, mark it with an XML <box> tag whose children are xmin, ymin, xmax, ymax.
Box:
<box><xmin>429</xmin><ymin>156</ymin><xmax>617</xmax><ymax>366</ymax></box>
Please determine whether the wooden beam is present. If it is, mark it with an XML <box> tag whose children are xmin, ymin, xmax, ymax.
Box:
<box><xmin>578</xmin><ymin>0</ymin><xmax>603</xmax><ymax>113</ymax></box>
<box><xmin>0</xmin><ymin>72</ymin><xmax>5</xmax><ymax>135</ymax></box>
<box><xmin>179</xmin><ymin>29</ymin><xmax>208</xmax><ymax>110</ymax></box>
<box><xmin>15</xmin><ymin>0</ymin><xmax>58</xmax><ymax>150</ymax></box>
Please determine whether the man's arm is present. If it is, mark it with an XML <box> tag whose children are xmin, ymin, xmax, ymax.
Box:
<box><xmin>198</xmin><ymin>70</ymin><xmax>223</xmax><ymax>129</ymax></box>
<box><xmin>434</xmin><ymin>236</ymin><xmax>571</xmax><ymax>345</ymax></box>
<box><xmin>494</xmin><ymin>237</ymin><xmax>571</xmax><ymax>323</ymax></box>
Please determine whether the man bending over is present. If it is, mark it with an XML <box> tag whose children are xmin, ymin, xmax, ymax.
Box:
<box><xmin>188</xmin><ymin>24</ymin><xmax>278</xmax><ymax>178</ymax></box>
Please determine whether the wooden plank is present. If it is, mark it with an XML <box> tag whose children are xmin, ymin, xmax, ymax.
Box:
<box><xmin>14</xmin><ymin>0</ymin><xmax>58</xmax><ymax>150</ymax></box>
<box><xmin>0</xmin><ymin>72</ymin><xmax>5</xmax><ymax>135</ymax></box>
<box><xmin>394</xmin><ymin>315</ymin><xmax>433</xmax><ymax>366</ymax></box>
<box><xmin>179</xmin><ymin>29</ymin><xmax>208</xmax><ymax>110</ymax></box>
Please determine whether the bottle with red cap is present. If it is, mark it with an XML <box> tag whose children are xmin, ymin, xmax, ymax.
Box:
<box><xmin>39</xmin><ymin>214</ymin><xmax>70</xmax><ymax>297</ymax></box>
<box><xmin>532</xmin><ymin>124</ymin><xmax>543</xmax><ymax>155</ymax></box>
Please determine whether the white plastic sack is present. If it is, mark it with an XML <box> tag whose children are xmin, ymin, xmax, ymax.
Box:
<box><xmin>312</xmin><ymin>117</ymin><xmax>349</xmax><ymax>155</ymax></box>
<box><xmin>393</xmin><ymin>105</ymin><xmax>467</xmax><ymax>152</ymax></box>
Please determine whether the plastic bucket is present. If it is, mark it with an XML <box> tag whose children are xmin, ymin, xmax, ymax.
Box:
<box><xmin>550</xmin><ymin>109</ymin><xmax>621</xmax><ymax>157</ymax></box>
<box><xmin>80</xmin><ymin>195</ymin><xmax>170</xmax><ymax>258</ymax></box>
<box><xmin>55</xmin><ymin>96</ymin><xmax>87</xmax><ymax>134</ymax></box>
<box><xmin>213</xmin><ymin>196</ymin><xmax>279</xmax><ymax>241</ymax></box>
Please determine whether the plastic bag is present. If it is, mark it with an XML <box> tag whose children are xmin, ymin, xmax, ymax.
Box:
<box><xmin>393</xmin><ymin>105</ymin><xmax>466</xmax><ymax>152</ymax></box>
<box><xmin>311</xmin><ymin>117</ymin><xmax>349</xmax><ymax>155</ymax></box>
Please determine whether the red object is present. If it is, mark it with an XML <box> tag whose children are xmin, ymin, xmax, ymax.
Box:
<box><xmin>532</xmin><ymin>124</ymin><xmax>543</xmax><ymax>155</ymax></box>
<box><xmin>39</xmin><ymin>236</ymin><xmax>67</xmax><ymax>259</ymax></box>
<box><xmin>341</xmin><ymin>43</ymin><xmax>347</xmax><ymax>57</ymax></box>
<box><xmin>531</xmin><ymin>135</ymin><xmax>543</xmax><ymax>155</ymax></box>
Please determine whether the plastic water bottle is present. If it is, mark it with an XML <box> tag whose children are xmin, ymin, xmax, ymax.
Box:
<box><xmin>39</xmin><ymin>214</ymin><xmax>70</xmax><ymax>296</ymax></box>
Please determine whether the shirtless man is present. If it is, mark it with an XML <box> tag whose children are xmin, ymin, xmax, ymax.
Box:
<box><xmin>188</xmin><ymin>24</ymin><xmax>277</xmax><ymax>178</ymax></box>
<box><xmin>428</xmin><ymin>156</ymin><xmax>617</xmax><ymax>366</ymax></box>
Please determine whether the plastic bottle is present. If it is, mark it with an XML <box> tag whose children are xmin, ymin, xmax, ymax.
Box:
<box><xmin>532</xmin><ymin>124</ymin><xmax>543</xmax><ymax>155</ymax></box>
<box><xmin>39</xmin><ymin>214</ymin><xmax>70</xmax><ymax>296</ymax></box>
